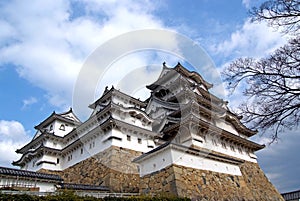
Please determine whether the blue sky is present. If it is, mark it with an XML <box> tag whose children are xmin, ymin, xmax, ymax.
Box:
<box><xmin>0</xmin><ymin>0</ymin><xmax>298</xmax><ymax>193</ymax></box>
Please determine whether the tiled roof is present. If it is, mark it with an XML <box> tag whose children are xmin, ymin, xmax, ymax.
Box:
<box><xmin>282</xmin><ymin>189</ymin><xmax>300</xmax><ymax>200</ymax></box>
<box><xmin>0</xmin><ymin>166</ymin><xmax>62</xmax><ymax>181</ymax></box>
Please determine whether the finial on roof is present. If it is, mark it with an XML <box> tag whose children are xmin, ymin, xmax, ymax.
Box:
<box><xmin>111</xmin><ymin>85</ymin><xmax>114</xmax><ymax>89</ymax></box>
<box><xmin>163</xmin><ymin>62</ymin><xmax>166</xmax><ymax>66</ymax></box>
<box><xmin>104</xmin><ymin>86</ymin><xmax>108</xmax><ymax>92</ymax></box>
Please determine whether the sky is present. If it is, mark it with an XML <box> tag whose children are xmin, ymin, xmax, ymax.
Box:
<box><xmin>0</xmin><ymin>0</ymin><xmax>299</xmax><ymax>193</ymax></box>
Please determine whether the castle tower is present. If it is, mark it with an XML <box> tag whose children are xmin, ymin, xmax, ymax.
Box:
<box><xmin>12</xmin><ymin>63</ymin><xmax>284</xmax><ymax>200</ymax></box>
<box><xmin>133</xmin><ymin>63</ymin><xmax>283</xmax><ymax>200</ymax></box>
<box><xmin>13</xmin><ymin>108</ymin><xmax>81</xmax><ymax>171</ymax></box>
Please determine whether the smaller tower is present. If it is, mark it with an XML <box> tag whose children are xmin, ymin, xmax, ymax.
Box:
<box><xmin>12</xmin><ymin>108</ymin><xmax>81</xmax><ymax>171</ymax></box>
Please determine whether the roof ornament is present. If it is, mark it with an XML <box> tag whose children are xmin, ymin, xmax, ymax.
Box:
<box><xmin>104</xmin><ymin>86</ymin><xmax>109</xmax><ymax>92</ymax></box>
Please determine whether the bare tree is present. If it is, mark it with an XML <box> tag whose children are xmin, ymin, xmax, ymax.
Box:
<box><xmin>223</xmin><ymin>0</ymin><xmax>300</xmax><ymax>141</ymax></box>
<box><xmin>251</xmin><ymin>0</ymin><xmax>300</xmax><ymax>34</ymax></box>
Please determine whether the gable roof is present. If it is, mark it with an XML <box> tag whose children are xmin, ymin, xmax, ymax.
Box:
<box><xmin>147</xmin><ymin>62</ymin><xmax>213</xmax><ymax>91</ymax></box>
<box><xmin>89</xmin><ymin>86</ymin><xmax>147</xmax><ymax>109</ymax></box>
<box><xmin>34</xmin><ymin>108</ymin><xmax>81</xmax><ymax>130</ymax></box>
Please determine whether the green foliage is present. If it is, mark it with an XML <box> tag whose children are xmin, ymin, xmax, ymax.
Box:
<box><xmin>0</xmin><ymin>192</ymin><xmax>191</xmax><ymax>201</ymax></box>
<box><xmin>0</xmin><ymin>192</ymin><xmax>39</xmax><ymax>201</ymax></box>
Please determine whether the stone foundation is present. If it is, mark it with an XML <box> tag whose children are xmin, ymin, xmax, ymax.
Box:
<box><xmin>140</xmin><ymin>162</ymin><xmax>284</xmax><ymax>201</ymax></box>
<box><xmin>40</xmin><ymin>146</ymin><xmax>283</xmax><ymax>200</ymax></box>
<box><xmin>40</xmin><ymin>146</ymin><xmax>141</xmax><ymax>193</ymax></box>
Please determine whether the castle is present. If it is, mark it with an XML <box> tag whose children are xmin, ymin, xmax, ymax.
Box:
<box><xmin>12</xmin><ymin>63</ymin><xmax>284</xmax><ymax>200</ymax></box>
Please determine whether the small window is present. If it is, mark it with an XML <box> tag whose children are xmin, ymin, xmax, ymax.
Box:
<box><xmin>59</xmin><ymin>124</ymin><xmax>65</xmax><ymax>131</ymax></box>
<box><xmin>81</xmin><ymin>148</ymin><xmax>83</xmax><ymax>154</ymax></box>
<box><xmin>49</xmin><ymin>125</ymin><xmax>53</xmax><ymax>131</ymax></box>
<box><xmin>89</xmin><ymin>143</ymin><xmax>92</xmax><ymax>149</ymax></box>
<box><xmin>93</xmin><ymin>141</ymin><xmax>95</xmax><ymax>147</ymax></box>
<box><xmin>138</xmin><ymin>138</ymin><xmax>142</xmax><ymax>144</ymax></box>
<box><xmin>127</xmin><ymin>135</ymin><xmax>131</xmax><ymax>141</ymax></box>
<box><xmin>57</xmin><ymin>158</ymin><xmax>60</xmax><ymax>164</ymax></box>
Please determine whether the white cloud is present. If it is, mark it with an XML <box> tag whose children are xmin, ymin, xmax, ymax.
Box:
<box><xmin>0</xmin><ymin>120</ymin><xmax>31</xmax><ymax>167</ymax></box>
<box><xmin>22</xmin><ymin>97</ymin><xmax>38</xmax><ymax>109</ymax></box>
<box><xmin>213</xmin><ymin>19</ymin><xmax>287</xmax><ymax>59</ymax></box>
<box><xmin>242</xmin><ymin>0</ymin><xmax>251</xmax><ymax>9</ymax></box>
<box><xmin>214</xmin><ymin>18</ymin><xmax>290</xmax><ymax>135</ymax></box>
<box><xmin>0</xmin><ymin>0</ymin><xmax>165</xmax><ymax>113</ymax></box>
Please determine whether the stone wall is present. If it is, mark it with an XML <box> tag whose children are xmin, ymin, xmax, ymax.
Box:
<box><xmin>140</xmin><ymin>161</ymin><xmax>284</xmax><ymax>201</ymax></box>
<box><xmin>40</xmin><ymin>146</ymin><xmax>141</xmax><ymax>193</ymax></box>
<box><xmin>139</xmin><ymin>165</ymin><xmax>177</xmax><ymax>196</ymax></box>
<box><xmin>40</xmin><ymin>146</ymin><xmax>283</xmax><ymax>200</ymax></box>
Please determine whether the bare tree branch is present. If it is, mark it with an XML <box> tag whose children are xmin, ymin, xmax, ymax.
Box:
<box><xmin>251</xmin><ymin>0</ymin><xmax>300</xmax><ymax>35</ymax></box>
<box><xmin>222</xmin><ymin>37</ymin><xmax>300</xmax><ymax>141</ymax></box>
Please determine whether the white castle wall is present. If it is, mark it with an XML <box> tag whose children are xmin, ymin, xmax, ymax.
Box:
<box><xmin>59</xmin><ymin>128</ymin><xmax>156</xmax><ymax>170</ymax></box>
<box><xmin>137</xmin><ymin>144</ymin><xmax>242</xmax><ymax>177</ymax></box>
<box><xmin>0</xmin><ymin>177</ymin><xmax>57</xmax><ymax>192</ymax></box>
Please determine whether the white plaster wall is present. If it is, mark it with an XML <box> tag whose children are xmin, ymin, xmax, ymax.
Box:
<box><xmin>214</xmin><ymin>119</ymin><xmax>248</xmax><ymax>139</ymax></box>
<box><xmin>18</xmin><ymin>154</ymin><xmax>59</xmax><ymax>171</ymax></box>
<box><xmin>137</xmin><ymin>145</ymin><xmax>242</xmax><ymax>177</ymax></box>
<box><xmin>174</xmin><ymin>127</ymin><xmax>257</xmax><ymax>163</ymax></box>
<box><xmin>171</xmin><ymin>148</ymin><xmax>241</xmax><ymax>176</ymax></box>
<box><xmin>23</xmin><ymin>156</ymin><xmax>42</xmax><ymax>171</ymax></box>
<box><xmin>111</xmin><ymin>129</ymin><xmax>155</xmax><ymax>153</ymax></box>
<box><xmin>38</xmin><ymin>182</ymin><xmax>57</xmax><ymax>192</ymax></box>
<box><xmin>43</xmin><ymin>139</ymin><xmax>64</xmax><ymax>149</ymax></box>
<box><xmin>40</xmin><ymin>163</ymin><xmax>59</xmax><ymax>171</ymax></box>
<box><xmin>51</xmin><ymin>120</ymin><xmax>75</xmax><ymax>137</ymax></box>
<box><xmin>112</xmin><ymin>111</ymin><xmax>151</xmax><ymax>130</ymax></box>
<box><xmin>200</xmin><ymin>135</ymin><xmax>257</xmax><ymax>163</ymax></box>
<box><xmin>60</xmin><ymin>126</ymin><xmax>156</xmax><ymax>170</ymax></box>
<box><xmin>60</xmin><ymin>130</ymin><xmax>113</xmax><ymax>169</ymax></box>
<box><xmin>138</xmin><ymin>148</ymin><xmax>173</xmax><ymax>176</ymax></box>
<box><xmin>0</xmin><ymin>177</ymin><xmax>57</xmax><ymax>192</ymax></box>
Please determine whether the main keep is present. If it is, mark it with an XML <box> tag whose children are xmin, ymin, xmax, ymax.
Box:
<box><xmin>13</xmin><ymin>63</ymin><xmax>283</xmax><ymax>200</ymax></box>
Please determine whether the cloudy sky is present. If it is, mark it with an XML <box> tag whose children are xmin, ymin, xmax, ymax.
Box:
<box><xmin>0</xmin><ymin>0</ymin><xmax>298</xmax><ymax>193</ymax></box>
